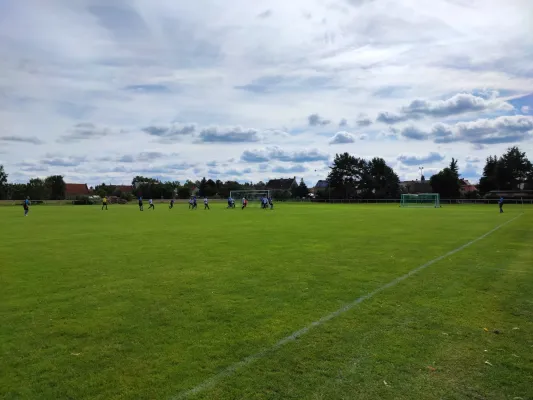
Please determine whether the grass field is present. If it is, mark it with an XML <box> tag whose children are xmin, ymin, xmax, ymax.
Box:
<box><xmin>1</xmin><ymin>203</ymin><xmax>532</xmax><ymax>400</ymax></box>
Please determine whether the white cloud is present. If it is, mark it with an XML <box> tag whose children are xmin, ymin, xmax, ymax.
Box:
<box><xmin>329</xmin><ymin>131</ymin><xmax>356</xmax><ymax>144</ymax></box>
<box><xmin>0</xmin><ymin>0</ymin><xmax>532</xmax><ymax>186</ymax></box>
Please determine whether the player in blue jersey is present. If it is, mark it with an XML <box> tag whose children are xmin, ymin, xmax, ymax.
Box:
<box><xmin>192</xmin><ymin>196</ymin><xmax>197</xmax><ymax>210</ymax></box>
<box><xmin>498</xmin><ymin>196</ymin><xmax>504</xmax><ymax>213</ymax></box>
<box><xmin>169</xmin><ymin>198</ymin><xmax>174</xmax><ymax>209</ymax></box>
<box><xmin>138</xmin><ymin>196</ymin><xmax>144</xmax><ymax>211</ymax></box>
<box><xmin>268</xmin><ymin>196</ymin><xmax>273</xmax><ymax>210</ymax></box>
<box><xmin>23</xmin><ymin>197</ymin><xmax>30</xmax><ymax>216</ymax></box>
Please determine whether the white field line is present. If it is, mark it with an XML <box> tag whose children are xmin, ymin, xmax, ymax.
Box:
<box><xmin>172</xmin><ymin>214</ymin><xmax>522</xmax><ymax>399</ymax></box>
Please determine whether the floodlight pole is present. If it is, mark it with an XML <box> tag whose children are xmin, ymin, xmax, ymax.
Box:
<box><xmin>419</xmin><ymin>166</ymin><xmax>424</xmax><ymax>180</ymax></box>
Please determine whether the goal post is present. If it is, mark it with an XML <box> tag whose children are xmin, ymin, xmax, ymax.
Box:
<box><xmin>229</xmin><ymin>190</ymin><xmax>271</xmax><ymax>204</ymax></box>
<box><xmin>400</xmin><ymin>193</ymin><xmax>440</xmax><ymax>208</ymax></box>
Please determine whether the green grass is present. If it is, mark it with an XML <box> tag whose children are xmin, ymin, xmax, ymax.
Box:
<box><xmin>1</xmin><ymin>203</ymin><xmax>532</xmax><ymax>400</ymax></box>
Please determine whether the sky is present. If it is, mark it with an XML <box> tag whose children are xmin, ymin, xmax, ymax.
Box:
<box><xmin>0</xmin><ymin>0</ymin><xmax>532</xmax><ymax>187</ymax></box>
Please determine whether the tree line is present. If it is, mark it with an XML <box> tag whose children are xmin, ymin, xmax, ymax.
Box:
<box><xmin>321</xmin><ymin>146</ymin><xmax>532</xmax><ymax>199</ymax></box>
<box><xmin>0</xmin><ymin>169</ymin><xmax>310</xmax><ymax>201</ymax></box>
<box><xmin>0</xmin><ymin>146</ymin><xmax>531</xmax><ymax>201</ymax></box>
<box><xmin>0</xmin><ymin>172</ymin><xmax>67</xmax><ymax>201</ymax></box>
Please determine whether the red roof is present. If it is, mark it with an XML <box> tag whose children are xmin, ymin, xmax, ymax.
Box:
<box><xmin>65</xmin><ymin>183</ymin><xmax>90</xmax><ymax>195</ymax></box>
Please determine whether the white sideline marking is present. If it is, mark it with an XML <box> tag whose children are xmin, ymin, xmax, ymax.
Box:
<box><xmin>172</xmin><ymin>214</ymin><xmax>522</xmax><ymax>399</ymax></box>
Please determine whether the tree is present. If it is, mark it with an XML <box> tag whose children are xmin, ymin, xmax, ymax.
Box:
<box><xmin>198</xmin><ymin>177</ymin><xmax>208</xmax><ymax>196</ymax></box>
<box><xmin>177</xmin><ymin>187</ymin><xmax>191</xmax><ymax>199</ymax></box>
<box><xmin>478</xmin><ymin>147</ymin><xmax>533</xmax><ymax>194</ymax></box>
<box><xmin>0</xmin><ymin>165</ymin><xmax>8</xmax><ymax>200</ymax></box>
<box><xmin>430</xmin><ymin>159</ymin><xmax>460</xmax><ymax>199</ymax></box>
<box><xmin>8</xmin><ymin>183</ymin><xmax>28</xmax><ymax>200</ymax></box>
<box><xmin>327</xmin><ymin>152</ymin><xmax>367</xmax><ymax>198</ymax></box>
<box><xmin>478</xmin><ymin>155</ymin><xmax>499</xmax><ymax>194</ymax></box>
<box><xmin>498</xmin><ymin>146</ymin><xmax>532</xmax><ymax>190</ymax></box>
<box><xmin>294</xmin><ymin>178</ymin><xmax>309</xmax><ymax>198</ymax></box>
<box><xmin>449</xmin><ymin>157</ymin><xmax>459</xmax><ymax>175</ymax></box>
<box><xmin>27</xmin><ymin>178</ymin><xmax>49</xmax><ymax>200</ymax></box>
<box><xmin>366</xmin><ymin>157</ymin><xmax>400</xmax><ymax>198</ymax></box>
<box><xmin>45</xmin><ymin>175</ymin><xmax>66</xmax><ymax>200</ymax></box>
<box><xmin>132</xmin><ymin>176</ymin><xmax>159</xmax><ymax>187</ymax></box>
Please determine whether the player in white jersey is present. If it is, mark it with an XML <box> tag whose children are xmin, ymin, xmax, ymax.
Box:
<box><xmin>148</xmin><ymin>198</ymin><xmax>155</xmax><ymax>210</ymax></box>
<box><xmin>204</xmin><ymin>197</ymin><xmax>210</xmax><ymax>210</ymax></box>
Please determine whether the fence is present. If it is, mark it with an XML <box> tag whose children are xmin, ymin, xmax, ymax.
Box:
<box><xmin>1</xmin><ymin>198</ymin><xmax>533</xmax><ymax>206</ymax></box>
<box><xmin>308</xmin><ymin>198</ymin><xmax>533</xmax><ymax>205</ymax></box>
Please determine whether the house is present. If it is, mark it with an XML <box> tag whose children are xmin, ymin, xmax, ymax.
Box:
<box><xmin>266</xmin><ymin>177</ymin><xmax>298</xmax><ymax>193</ymax></box>
<box><xmin>460</xmin><ymin>179</ymin><xmax>477</xmax><ymax>194</ymax></box>
<box><xmin>65</xmin><ymin>183</ymin><xmax>90</xmax><ymax>199</ymax></box>
<box><xmin>310</xmin><ymin>180</ymin><xmax>329</xmax><ymax>195</ymax></box>
<box><xmin>315</xmin><ymin>180</ymin><xmax>329</xmax><ymax>189</ymax></box>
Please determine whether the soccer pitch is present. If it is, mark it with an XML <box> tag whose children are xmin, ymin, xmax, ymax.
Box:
<box><xmin>1</xmin><ymin>203</ymin><xmax>532</xmax><ymax>400</ymax></box>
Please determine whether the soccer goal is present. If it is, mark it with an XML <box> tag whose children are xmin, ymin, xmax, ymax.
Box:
<box><xmin>230</xmin><ymin>190</ymin><xmax>271</xmax><ymax>204</ymax></box>
<box><xmin>400</xmin><ymin>193</ymin><xmax>441</xmax><ymax>208</ymax></box>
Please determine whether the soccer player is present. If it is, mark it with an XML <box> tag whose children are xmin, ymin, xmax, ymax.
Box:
<box><xmin>241</xmin><ymin>197</ymin><xmax>247</xmax><ymax>210</ymax></box>
<box><xmin>192</xmin><ymin>196</ymin><xmax>197</xmax><ymax>210</ymax></box>
<box><xmin>268</xmin><ymin>196</ymin><xmax>273</xmax><ymax>210</ymax></box>
<box><xmin>148</xmin><ymin>198</ymin><xmax>155</xmax><ymax>210</ymax></box>
<box><xmin>227</xmin><ymin>197</ymin><xmax>232</xmax><ymax>208</ymax></box>
<box><xmin>138</xmin><ymin>196</ymin><xmax>144</xmax><ymax>211</ymax></box>
<box><xmin>204</xmin><ymin>197</ymin><xmax>210</xmax><ymax>210</ymax></box>
<box><xmin>23</xmin><ymin>197</ymin><xmax>30</xmax><ymax>216</ymax></box>
<box><xmin>188</xmin><ymin>197</ymin><xmax>193</xmax><ymax>209</ymax></box>
<box><xmin>169</xmin><ymin>198</ymin><xmax>175</xmax><ymax>209</ymax></box>
<box><xmin>102</xmin><ymin>196</ymin><xmax>108</xmax><ymax>210</ymax></box>
<box><xmin>499</xmin><ymin>196</ymin><xmax>504</xmax><ymax>213</ymax></box>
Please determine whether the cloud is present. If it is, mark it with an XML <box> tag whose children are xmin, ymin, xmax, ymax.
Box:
<box><xmin>123</xmin><ymin>84</ymin><xmax>171</xmax><ymax>93</ymax></box>
<box><xmin>272</xmin><ymin>164</ymin><xmax>307</xmax><ymax>174</ymax></box>
<box><xmin>257</xmin><ymin>10</ymin><xmax>272</xmax><ymax>19</ymax></box>
<box><xmin>399</xmin><ymin>115</ymin><xmax>533</xmax><ymax>145</ymax></box>
<box><xmin>378</xmin><ymin>93</ymin><xmax>514</xmax><ymax>124</ymax></box>
<box><xmin>522</xmin><ymin>106</ymin><xmax>531</xmax><ymax>114</ymax></box>
<box><xmin>329</xmin><ymin>131</ymin><xmax>355</xmax><ymax>144</ymax></box>
<box><xmin>241</xmin><ymin>150</ymin><xmax>270</xmax><ymax>163</ymax></box>
<box><xmin>339</xmin><ymin>118</ymin><xmax>348</xmax><ymax>127</ymax></box>
<box><xmin>465</xmin><ymin>156</ymin><xmax>481</xmax><ymax>163</ymax></box>
<box><xmin>197</xmin><ymin>126</ymin><xmax>261</xmax><ymax>143</ymax></box>
<box><xmin>356</xmin><ymin>114</ymin><xmax>373</xmax><ymax>127</ymax></box>
<box><xmin>241</xmin><ymin>146</ymin><xmax>329</xmax><ymax>163</ymax></box>
<box><xmin>397</xmin><ymin>152</ymin><xmax>445</xmax><ymax>166</ymax></box>
<box><xmin>434</xmin><ymin>115</ymin><xmax>533</xmax><ymax>144</ymax></box>
<box><xmin>376</xmin><ymin>112</ymin><xmax>410</xmax><ymax>124</ymax></box>
<box><xmin>58</xmin><ymin>123</ymin><xmax>113</xmax><ymax>143</ymax></box>
<box><xmin>400</xmin><ymin>126</ymin><xmax>430</xmax><ymax>140</ymax></box>
<box><xmin>401</xmin><ymin>93</ymin><xmax>513</xmax><ymax>118</ymax></box>
<box><xmin>308</xmin><ymin>113</ymin><xmax>331</xmax><ymax>126</ymax></box>
<box><xmin>41</xmin><ymin>156</ymin><xmax>86</xmax><ymax>167</ymax></box>
<box><xmin>0</xmin><ymin>136</ymin><xmax>43</xmax><ymax>145</ymax></box>
<box><xmin>141</xmin><ymin>124</ymin><xmax>196</xmax><ymax>142</ymax></box>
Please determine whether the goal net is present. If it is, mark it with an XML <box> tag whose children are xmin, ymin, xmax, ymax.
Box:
<box><xmin>230</xmin><ymin>190</ymin><xmax>271</xmax><ymax>204</ymax></box>
<box><xmin>400</xmin><ymin>193</ymin><xmax>440</xmax><ymax>208</ymax></box>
